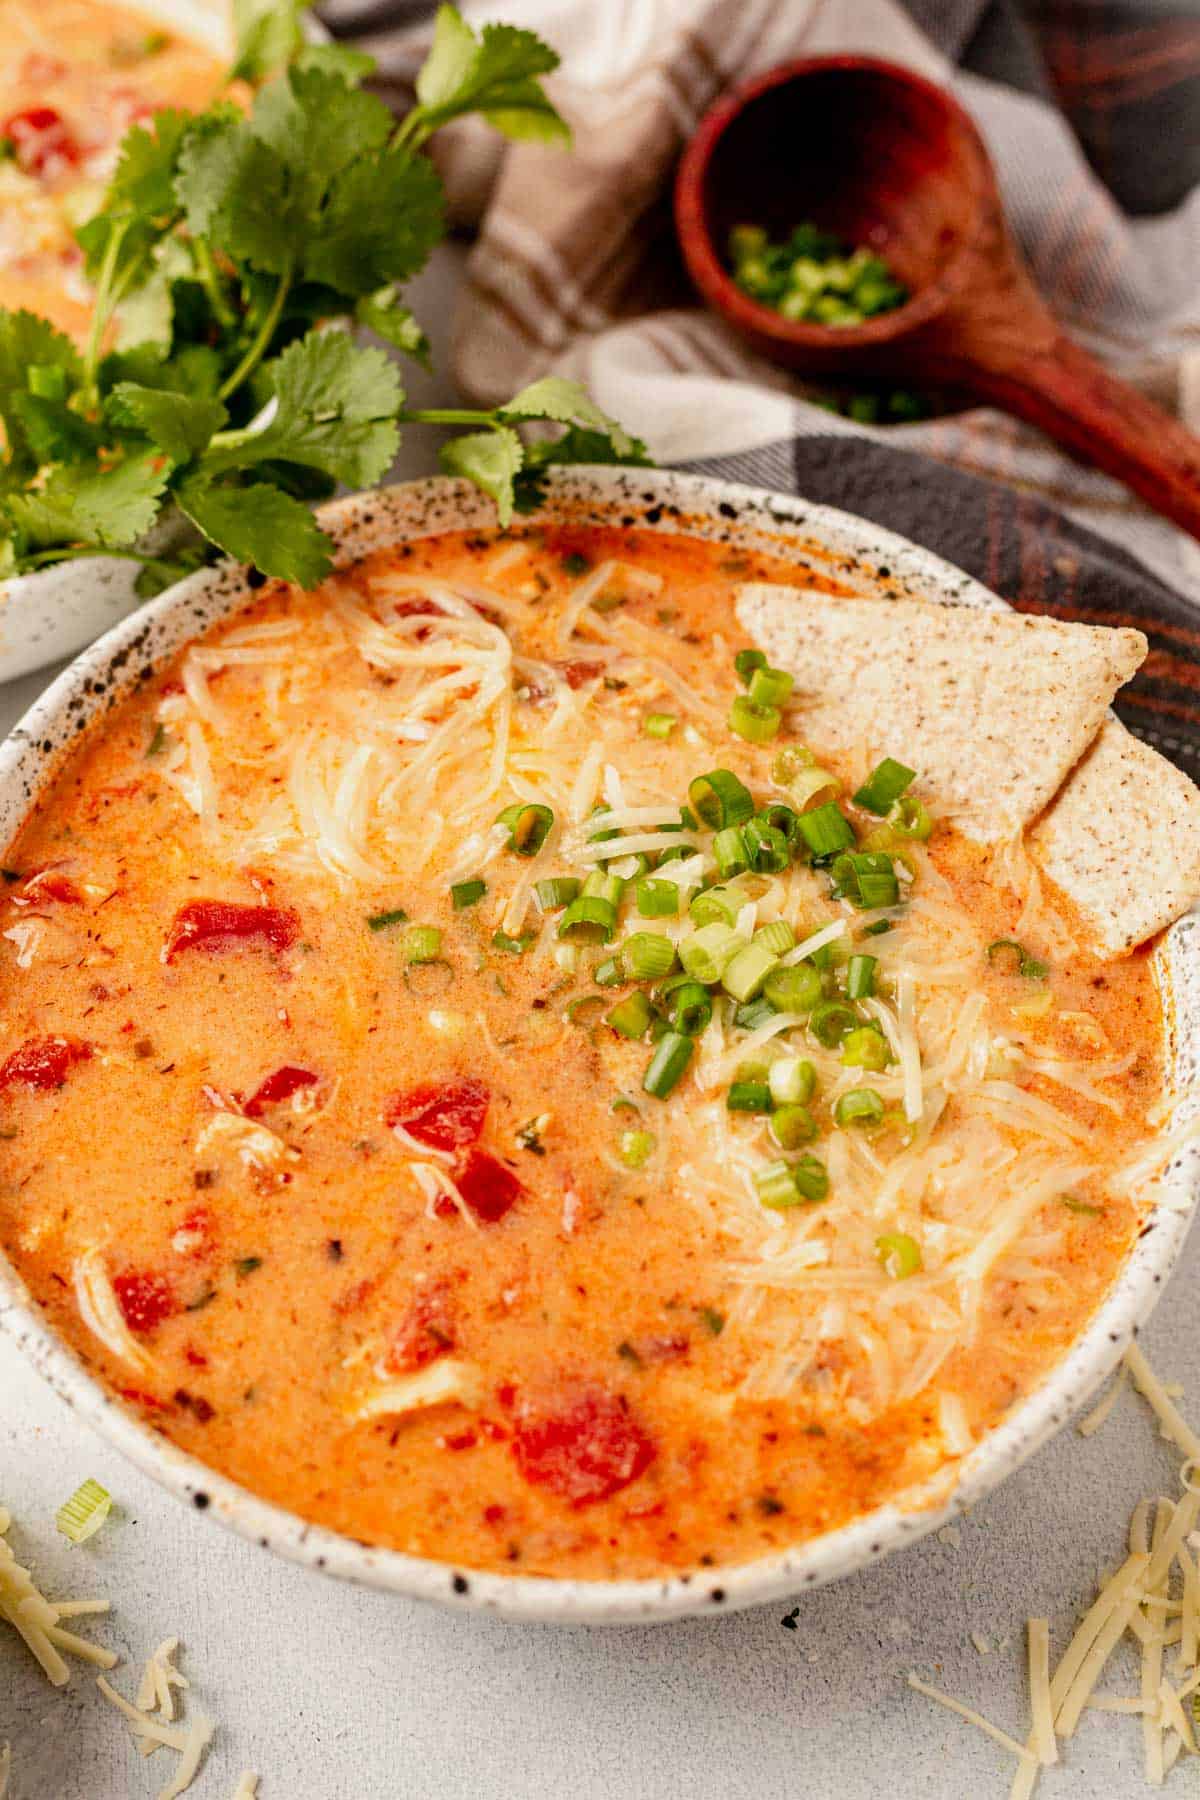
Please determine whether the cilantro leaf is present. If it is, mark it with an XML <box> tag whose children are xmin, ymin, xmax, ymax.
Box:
<box><xmin>499</xmin><ymin>377</ymin><xmax>638</xmax><ymax>455</ymax></box>
<box><xmin>231</xmin><ymin>0</ymin><xmax>305</xmax><ymax>82</ymax></box>
<box><xmin>201</xmin><ymin>331</ymin><xmax>402</xmax><ymax>488</ymax></box>
<box><xmin>175</xmin><ymin>474</ymin><xmax>333</xmax><ymax>587</ymax></box>
<box><xmin>176</xmin><ymin>120</ymin><xmax>299</xmax><ymax>274</ymax></box>
<box><xmin>304</xmin><ymin>146</ymin><xmax>445</xmax><ymax>295</ymax></box>
<box><xmin>293</xmin><ymin>43</ymin><xmax>377</xmax><ymax>85</ymax></box>
<box><xmin>103</xmin><ymin>110</ymin><xmax>191</xmax><ymax>220</ymax></box>
<box><xmin>107</xmin><ymin>384</ymin><xmax>228</xmax><ymax>462</ymax></box>
<box><xmin>413</xmin><ymin>8</ymin><xmax>568</xmax><ymax>144</ymax></box>
<box><xmin>439</xmin><ymin>426</ymin><xmax>524</xmax><ymax>527</ymax></box>
<box><xmin>250</xmin><ymin>68</ymin><xmax>392</xmax><ymax>214</ymax></box>
<box><xmin>513</xmin><ymin>425</ymin><xmax>653</xmax><ymax>514</ymax></box>
<box><xmin>355</xmin><ymin>289</ymin><xmax>430</xmax><ymax>366</ymax></box>
<box><xmin>7</xmin><ymin>452</ymin><xmax>171</xmax><ymax>551</ymax></box>
<box><xmin>100</xmin><ymin>343</ymin><xmax>223</xmax><ymax>402</ymax></box>
<box><xmin>0</xmin><ymin>311</ymin><xmax>82</xmax><ymax>470</ymax></box>
<box><xmin>8</xmin><ymin>393</ymin><xmax>103</xmax><ymax>465</ymax></box>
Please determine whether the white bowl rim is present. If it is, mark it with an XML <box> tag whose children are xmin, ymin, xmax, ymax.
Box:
<box><xmin>1</xmin><ymin>464</ymin><xmax>1197</xmax><ymax>1626</ymax></box>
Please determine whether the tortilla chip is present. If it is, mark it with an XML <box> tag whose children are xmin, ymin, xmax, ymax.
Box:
<box><xmin>735</xmin><ymin>584</ymin><xmax>1146</xmax><ymax>841</ymax></box>
<box><xmin>1031</xmin><ymin>717</ymin><xmax>1200</xmax><ymax>955</ymax></box>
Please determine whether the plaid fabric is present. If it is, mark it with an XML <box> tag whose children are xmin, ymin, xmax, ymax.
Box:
<box><xmin>321</xmin><ymin>0</ymin><xmax>1200</xmax><ymax>771</ymax></box>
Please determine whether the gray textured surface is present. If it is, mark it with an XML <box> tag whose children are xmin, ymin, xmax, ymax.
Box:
<box><xmin>0</xmin><ymin>243</ymin><xmax>1191</xmax><ymax>1798</ymax></box>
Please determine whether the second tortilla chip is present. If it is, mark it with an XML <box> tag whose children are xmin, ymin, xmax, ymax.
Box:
<box><xmin>735</xmin><ymin>583</ymin><xmax>1146</xmax><ymax>842</ymax></box>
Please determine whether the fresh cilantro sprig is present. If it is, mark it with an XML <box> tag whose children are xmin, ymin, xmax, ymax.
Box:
<box><xmin>0</xmin><ymin>5</ymin><xmax>645</xmax><ymax>592</ymax></box>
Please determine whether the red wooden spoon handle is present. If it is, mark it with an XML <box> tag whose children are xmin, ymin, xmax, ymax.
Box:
<box><xmin>966</xmin><ymin>330</ymin><xmax>1200</xmax><ymax>541</ymax></box>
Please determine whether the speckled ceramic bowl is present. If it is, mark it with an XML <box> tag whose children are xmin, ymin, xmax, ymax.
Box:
<box><xmin>1</xmin><ymin>468</ymin><xmax>1197</xmax><ymax>1624</ymax></box>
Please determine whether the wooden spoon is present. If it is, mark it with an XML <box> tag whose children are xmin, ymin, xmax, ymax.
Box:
<box><xmin>674</xmin><ymin>55</ymin><xmax>1200</xmax><ymax>541</ymax></box>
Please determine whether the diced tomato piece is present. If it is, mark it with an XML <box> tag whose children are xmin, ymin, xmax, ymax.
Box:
<box><xmin>0</xmin><ymin>1035</ymin><xmax>91</xmax><ymax>1090</ymax></box>
<box><xmin>171</xmin><ymin>1208</ymin><xmax>215</xmax><ymax>1259</ymax></box>
<box><xmin>563</xmin><ymin>660</ymin><xmax>604</xmax><ymax>689</ymax></box>
<box><xmin>441</xmin><ymin>1429</ymin><xmax>477</xmax><ymax>1451</ymax></box>
<box><xmin>512</xmin><ymin>1389</ymin><xmax>656</xmax><ymax>1509</ymax></box>
<box><xmin>455</xmin><ymin>1148</ymin><xmax>522</xmax><ymax>1225</ymax></box>
<box><xmin>164</xmin><ymin>901</ymin><xmax>299</xmax><ymax>963</ymax></box>
<box><xmin>2</xmin><ymin>107</ymin><xmax>81</xmax><ymax>178</ymax></box>
<box><xmin>118</xmin><ymin>1386</ymin><xmax>171</xmax><ymax>1413</ymax></box>
<box><xmin>183</xmin><ymin>1346</ymin><xmax>209</xmax><ymax>1368</ymax></box>
<box><xmin>243</xmin><ymin>1065</ymin><xmax>319</xmax><ymax>1117</ymax></box>
<box><xmin>385</xmin><ymin>1279</ymin><xmax>457</xmax><ymax>1374</ymax></box>
<box><xmin>112</xmin><ymin>1270</ymin><xmax>176</xmax><ymax>1335</ymax></box>
<box><xmin>12</xmin><ymin>864</ymin><xmax>82</xmax><ymax>907</ymax></box>
<box><xmin>385</xmin><ymin>1077</ymin><xmax>488</xmax><ymax>1151</ymax></box>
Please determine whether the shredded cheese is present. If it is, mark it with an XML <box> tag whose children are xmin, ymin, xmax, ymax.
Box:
<box><xmin>351</xmin><ymin>1359</ymin><xmax>483</xmax><ymax>1421</ymax></box>
<box><xmin>73</xmin><ymin>1249</ymin><xmax>152</xmax><ymax>1374</ymax></box>
<box><xmin>0</xmin><ymin>1504</ymin><xmax>113</xmax><ymax>1686</ymax></box>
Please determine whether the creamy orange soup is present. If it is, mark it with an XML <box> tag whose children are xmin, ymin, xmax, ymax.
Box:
<box><xmin>0</xmin><ymin>0</ymin><xmax>226</xmax><ymax>336</ymax></box>
<box><xmin>0</xmin><ymin>525</ymin><xmax>1166</xmax><ymax>1581</ymax></box>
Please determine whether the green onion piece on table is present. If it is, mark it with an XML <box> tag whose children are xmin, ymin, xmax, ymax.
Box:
<box><xmin>713</xmin><ymin>826</ymin><xmax>750</xmax><ymax>879</ymax></box>
<box><xmin>56</xmin><ymin>1478</ymin><xmax>113</xmax><ymax>1545</ymax></box>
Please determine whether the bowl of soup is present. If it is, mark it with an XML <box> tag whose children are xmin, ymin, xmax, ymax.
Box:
<box><xmin>1</xmin><ymin>466</ymin><xmax>1197</xmax><ymax>1623</ymax></box>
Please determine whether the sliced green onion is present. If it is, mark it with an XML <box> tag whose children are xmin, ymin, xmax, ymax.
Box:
<box><xmin>667</xmin><ymin>980</ymin><xmax>712</xmax><ymax>1035</ymax></box>
<box><xmin>845</xmin><ymin>953</ymin><xmax>877</xmax><ymax>1000</ymax></box>
<box><xmin>404</xmin><ymin>925</ymin><xmax>443</xmax><ymax>963</ymax></box>
<box><xmin>679</xmin><ymin>923</ymin><xmax>745</xmax><ymax>985</ymax></box>
<box><xmin>582</xmin><ymin>870</ymin><xmax>626</xmax><ymax>907</ymax></box>
<box><xmin>756</xmin><ymin>802</ymin><xmax>800</xmax><ymax>842</ymax></box>
<box><xmin>788</xmin><ymin>765</ymin><xmax>841</xmax><ymax>809</ymax></box>
<box><xmin>747</xmin><ymin>665</ymin><xmax>794</xmax><ymax>708</ymax></box>
<box><xmin>768</xmin><ymin>1055</ymin><xmax>816</xmax><ymax>1106</ymax></box>
<box><xmin>56</xmin><ymin>1478</ymin><xmax>112</xmax><ymax>1545</ymax></box>
<box><xmin>636</xmin><ymin>878</ymin><xmax>679</xmax><ymax>918</ymax></box>
<box><xmin>607</xmin><ymin>990</ymin><xmax>655</xmax><ymax>1039</ymax></box>
<box><xmin>451</xmin><ymin>879</ymin><xmax>487</xmax><ymax>910</ymax></box>
<box><xmin>743</xmin><ymin>819</ymin><xmax>790</xmax><ymax>873</ymax></box>
<box><xmin>841</xmin><ymin>1025</ymin><xmax>889</xmax><ymax>1070</ymax></box>
<box><xmin>367</xmin><ymin>908</ymin><xmax>408</xmax><ymax>931</ymax></box>
<box><xmin>535</xmin><ymin>876</ymin><xmax>580</xmax><ymax>910</ymax></box>
<box><xmin>753</xmin><ymin>919</ymin><xmax>795</xmax><ymax>957</ymax></box>
<box><xmin>835</xmin><ymin>1086</ymin><xmax>885</xmax><ymax>1128</ymax></box>
<box><xmin>888</xmin><ymin>794</ymin><xmax>932</xmax><ymax>841</ymax></box>
<box><xmin>729</xmin><ymin>695</ymin><xmax>781</xmax><ymax>743</ymax></box>
<box><xmin>566</xmin><ymin>994</ymin><xmax>605</xmax><ymax>1027</ymax></box>
<box><xmin>713</xmin><ymin>825</ymin><xmax>750</xmax><ymax>878</ymax></box>
<box><xmin>772</xmin><ymin>745</ymin><xmax>816</xmax><ymax>783</ymax></box>
<box><xmin>496</xmin><ymin>801</ymin><xmax>554</xmax><ymax>857</ymax></box>
<box><xmin>727</xmin><ymin>1080</ymin><xmax>773</xmax><ymax>1113</ymax></box>
<box><xmin>643</xmin><ymin>712</ymin><xmax>677</xmax><ymax>739</ymax></box>
<box><xmin>986</xmin><ymin>939</ymin><xmax>1049</xmax><ymax>980</ymax></box>
<box><xmin>763</xmin><ymin>962</ymin><xmax>822</xmax><ymax>1014</ymax></box>
<box><xmin>797</xmin><ymin>803</ymin><xmax>855</xmax><ymax>858</ymax></box>
<box><xmin>853</xmin><ymin>757</ymin><xmax>915</xmax><ymax>815</ymax></box>
<box><xmin>810</xmin><ymin>999</ymin><xmax>858</xmax><ymax>1048</ymax></box>
<box><xmin>491</xmin><ymin>928</ymin><xmax>534</xmax><ymax>955</ymax></box>
<box><xmin>722</xmin><ymin>942</ymin><xmax>779</xmax><ymax>1004</ymax></box>
<box><xmin>863</xmin><ymin>919</ymin><xmax>892</xmax><ymax>937</ymax></box>
<box><xmin>594</xmin><ymin>955</ymin><xmax>624</xmax><ymax>986</ymax></box>
<box><xmin>876</xmin><ymin>1232</ymin><xmax>922</xmax><ymax>1278</ymax></box>
<box><xmin>859</xmin><ymin>824</ymin><xmax>918</xmax><ymax>878</ymax></box>
<box><xmin>771</xmin><ymin>1104</ymin><xmax>818</xmax><ymax>1148</ymax></box>
<box><xmin>622</xmin><ymin>932</ymin><xmax>677</xmax><ymax>982</ymax></box>
<box><xmin>618</xmin><ymin>1128</ymin><xmax>656</xmax><ymax>1168</ymax></box>
<box><xmin>643</xmin><ymin>1030</ymin><xmax>694</xmax><ymax>1099</ymax></box>
<box><xmin>833</xmin><ymin>851</ymin><xmax>899</xmax><ymax>909</ymax></box>
<box><xmin>735</xmin><ymin>648</ymin><xmax>767</xmax><ymax>684</ymax></box>
<box><xmin>1060</xmin><ymin>1193</ymin><xmax>1103</xmax><ymax>1217</ymax></box>
<box><xmin>755</xmin><ymin>1159</ymin><xmax>800</xmax><ymax>1209</ymax></box>
<box><xmin>792</xmin><ymin>1155</ymin><xmax>830</xmax><ymax>1203</ymax></box>
<box><xmin>558</xmin><ymin>896</ymin><xmax>617</xmax><ymax>943</ymax></box>
<box><xmin>689</xmin><ymin>886</ymin><xmax>739</xmax><ymax>927</ymax></box>
<box><xmin>689</xmin><ymin>769</ymin><xmax>754</xmax><ymax>830</ymax></box>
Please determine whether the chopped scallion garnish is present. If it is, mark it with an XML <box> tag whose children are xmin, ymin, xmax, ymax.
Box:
<box><xmin>763</xmin><ymin>962</ymin><xmax>822</xmax><ymax>1014</ymax></box>
<box><xmin>495</xmin><ymin>801</ymin><xmax>555</xmax><ymax>857</ymax></box>
<box><xmin>888</xmin><ymin>794</ymin><xmax>932</xmax><ymax>840</ymax></box>
<box><xmin>771</xmin><ymin>1103</ymin><xmax>818</xmax><ymax>1148</ymax></box>
<box><xmin>729</xmin><ymin>694</ymin><xmax>781</xmax><ymax>743</ymax></box>
<box><xmin>643</xmin><ymin>712</ymin><xmax>677</xmax><ymax>739</ymax></box>
<box><xmin>535</xmin><ymin>876</ymin><xmax>580</xmax><ymax>910</ymax></box>
<box><xmin>666</xmin><ymin>980</ymin><xmax>712</xmax><ymax>1036</ymax></box>
<box><xmin>367</xmin><ymin>908</ymin><xmax>409</xmax><ymax>931</ymax></box>
<box><xmin>834</xmin><ymin>1086</ymin><xmax>885</xmax><ymax>1128</ymax></box>
<box><xmin>747</xmin><ymin>665</ymin><xmax>794</xmax><ymax>709</ymax></box>
<box><xmin>451</xmin><ymin>879</ymin><xmax>487</xmax><ymax>910</ymax></box>
<box><xmin>622</xmin><ymin>932</ymin><xmax>677</xmax><ymax>982</ymax></box>
<box><xmin>853</xmin><ymin>757</ymin><xmax>915</xmax><ymax>815</ymax></box>
<box><xmin>876</xmin><ymin>1232</ymin><xmax>922</xmax><ymax>1278</ymax></box>
<box><xmin>840</xmin><ymin>1025</ymin><xmax>889</xmax><ymax>1069</ymax></box>
<box><xmin>607</xmin><ymin>990</ymin><xmax>655</xmax><ymax>1040</ymax></box>
<box><xmin>797</xmin><ymin>802</ymin><xmax>855</xmax><ymax>858</ymax></box>
<box><xmin>986</xmin><ymin>939</ymin><xmax>1049</xmax><ymax>980</ymax></box>
<box><xmin>403</xmin><ymin>925</ymin><xmax>443</xmax><ymax>963</ymax></box>
<box><xmin>721</xmin><ymin>942</ymin><xmax>779</xmax><ymax>1004</ymax></box>
<box><xmin>643</xmin><ymin>1029</ymin><xmax>694</xmax><ymax>1099</ymax></box>
<box><xmin>845</xmin><ymin>953</ymin><xmax>877</xmax><ymax>1000</ymax></box>
<box><xmin>768</xmin><ymin>1056</ymin><xmax>816</xmax><ymax>1106</ymax></box>
<box><xmin>713</xmin><ymin>825</ymin><xmax>750</xmax><ymax>878</ymax></box>
<box><xmin>753</xmin><ymin>918</ymin><xmax>795</xmax><ymax>957</ymax></box>
<box><xmin>809</xmin><ymin>999</ymin><xmax>859</xmax><ymax>1048</ymax></box>
<box><xmin>636</xmin><ymin>878</ymin><xmax>678</xmax><ymax>918</ymax></box>
<box><xmin>727</xmin><ymin>1080</ymin><xmax>773</xmax><ymax>1113</ymax></box>
<box><xmin>491</xmin><ymin>928</ymin><xmax>535</xmax><ymax>955</ymax></box>
<box><xmin>594</xmin><ymin>955</ymin><xmax>624</xmax><ymax>987</ymax></box>
<box><xmin>618</xmin><ymin>1128</ymin><xmax>656</xmax><ymax>1168</ymax></box>
<box><xmin>689</xmin><ymin>886</ymin><xmax>739</xmax><ymax>928</ymax></box>
<box><xmin>558</xmin><ymin>896</ymin><xmax>617</xmax><ymax>944</ymax></box>
<box><xmin>734</xmin><ymin>648</ymin><xmax>767</xmax><ymax>684</ymax></box>
<box><xmin>582</xmin><ymin>870</ymin><xmax>626</xmax><ymax>907</ymax></box>
<box><xmin>679</xmin><ymin>922</ymin><xmax>745</xmax><ymax>985</ymax></box>
<box><xmin>688</xmin><ymin>769</ymin><xmax>754</xmax><ymax>830</ymax></box>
